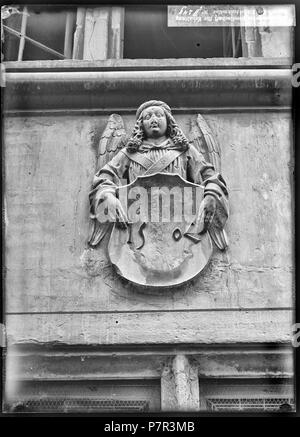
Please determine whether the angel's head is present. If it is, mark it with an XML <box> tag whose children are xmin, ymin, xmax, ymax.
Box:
<box><xmin>126</xmin><ymin>100</ymin><xmax>190</xmax><ymax>153</ymax></box>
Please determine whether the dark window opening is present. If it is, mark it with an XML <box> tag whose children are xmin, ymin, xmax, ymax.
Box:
<box><xmin>2</xmin><ymin>5</ymin><xmax>76</xmax><ymax>61</ymax></box>
<box><xmin>2</xmin><ymin>5</ymin><xmax>292</xmax><ymax>62</ymax></box>
<box><xmin>201</xmin><ymin>378</ymin><xmax>295</xmax><ymax>413</ymax></box>
<box><xmin>124</xmin><ymin>5</ymin><xmax>242</xmax><ymax>59</ymax></box>
<box><xmin>5</xmin><ymin>379</ymin><xmax>161</xmax><ymax>413</ymax></box>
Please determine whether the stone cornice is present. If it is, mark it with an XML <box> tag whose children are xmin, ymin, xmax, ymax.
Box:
<box><xmin>4</xmin><ymin>57</ymin><xmax>293</xmax><ymax>71</ymax></box>
<box><xmin>3</xmin><ymin>68</ymin><xmax>292</xmax><ymax>113</ymax></box>
<box><xmin>7</xmin><ymin>345</ymin><xmax>294</xmax><ymax>380</ymax></box>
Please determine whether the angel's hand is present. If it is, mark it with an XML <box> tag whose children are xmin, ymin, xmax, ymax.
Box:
<box><xmin>96</xmin><ymin>192</ymin><xmax>128</xmax><ymax>227</ymax></box>
<box><xmin>199</xmin><ymin>195</ymin><xmax>216</xmax><ymax>234</ymax></box>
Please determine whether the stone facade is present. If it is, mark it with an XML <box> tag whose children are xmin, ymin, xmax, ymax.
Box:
<box><xmin>3</xmin><ymin>21</ymin><xmax>295</xmax><ymax>412</ymax></box>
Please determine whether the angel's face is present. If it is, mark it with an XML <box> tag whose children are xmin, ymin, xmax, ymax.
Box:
<box><xmin>142</xmin><ymin>106</ymin><xmax>168</xmax><ymax>139</ymax></box>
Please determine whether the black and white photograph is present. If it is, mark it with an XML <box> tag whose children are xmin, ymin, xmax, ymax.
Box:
<box><xmin>1</xmin><ymin>1</ymin><xmax>299</xmax><ymax>420</ymax></box>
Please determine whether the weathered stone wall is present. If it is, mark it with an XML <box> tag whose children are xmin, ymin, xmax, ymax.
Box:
<box><xmin>259</xmin><ymin>27</ymin><xmax>293</xmax><ymax>59</ymax></box>
<box><xmin>4</xmin><ymin>110</ymin><xmax>294</xmax><ymax>345</ymax></box>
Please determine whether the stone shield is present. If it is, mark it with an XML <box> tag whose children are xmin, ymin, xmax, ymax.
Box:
<box><xmin>108</xmin><ymin>173</ymin><xmax>213</xmax><ymax>288</ymax></box>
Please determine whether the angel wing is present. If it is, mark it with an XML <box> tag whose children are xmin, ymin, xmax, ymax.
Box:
<box><xmin>190</xmin><ymin>113</ymin><xmax>221</xmax><ymax>172</ymax></box>
<box><xmin>88</xmin><ymin>114</ymin><xmax>128</xmax><ymax>247</ymax></box>
<box><xmin>189</xmin><ymin>114</ymin><xmax>228</xmax><ymax>251</ymax></box>
<box><xmin>96</xmin><ymin>113</ymin><xmax>127</xmax><ymax>170</ymax></box>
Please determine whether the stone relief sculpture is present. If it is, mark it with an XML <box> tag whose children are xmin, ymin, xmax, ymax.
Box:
<box><xmin>88</xmin><ymin>100</ymin><xmax>229</xmax><ymax>287</ymax></box>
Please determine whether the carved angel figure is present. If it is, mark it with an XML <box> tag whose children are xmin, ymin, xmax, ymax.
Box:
<box><xmin>88</xmin><ymin>100</ymin><xmax>229</xmax><ymax>251</ymax></box>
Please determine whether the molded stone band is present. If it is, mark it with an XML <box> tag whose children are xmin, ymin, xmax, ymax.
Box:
<box><xmin>3</xmin><ymin>68</ymin><xmax>292</xmax><ymax>112</ymax></box>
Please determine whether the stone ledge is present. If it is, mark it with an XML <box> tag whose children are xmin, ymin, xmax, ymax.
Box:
<box><xmin>6</xmin><ymin>347</ymin><xmax>294</xmax><ymax>380</ymax></box>
<box><xmin>3</xmin><ymin>69</ymin><xmax>292</xmax><ymax>112</ymax></box>
<box><xmin>6</xmin><ymin>309</ymin><xmax>293</xmax><ymax>346</ymax></box>
<box><xmin>3</xmin><ymin>57</ymin><xmax>293</xmax><ymax>72</ymax></box>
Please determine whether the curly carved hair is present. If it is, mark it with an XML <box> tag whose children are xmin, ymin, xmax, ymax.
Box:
<box><xmin>126</xmin><ymin>108</ymin><xmax>190</xmax><ymax>153</ymax></box>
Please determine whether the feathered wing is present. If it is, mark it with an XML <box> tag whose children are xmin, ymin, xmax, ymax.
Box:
<box><xmin>97</xmin><ymin>113</ymin><xmax>127</xmax><ymax>169</ymax></box>
<box><xmin>88</xmin><ymin>114</ymin><xmax>127</xmax><ymax>247</ymax></box>
<box><xmin>190</xmin><ymin>114</ymin><xmax>221</xmax><ymax>172</ymax></box>
<box><xmin>189</xmin><ymin>114</ymin><xmax>229</xmax><ymax>251</ymax></box>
